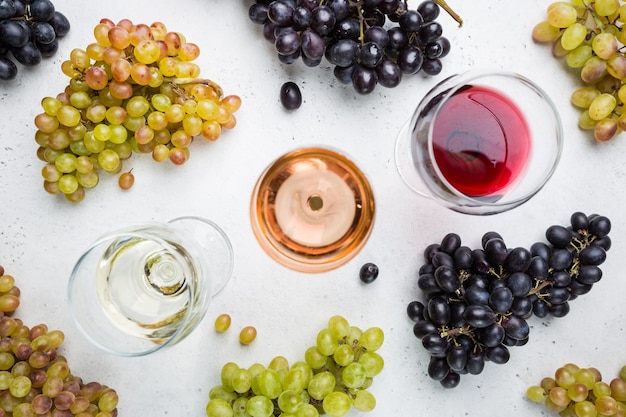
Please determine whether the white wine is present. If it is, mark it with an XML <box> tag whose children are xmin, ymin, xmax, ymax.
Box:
<box><xmin>95</xmin><ymin>231</ymin><xmax>203</xmax><ymax>344</ymax></box>
<box><xmin>69</xmin><ymin>216</ymin><xmax>232</xmax><ymax>356</ymax></box>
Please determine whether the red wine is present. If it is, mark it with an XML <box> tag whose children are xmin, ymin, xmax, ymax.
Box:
<box><xmin>431</xmin><ymin>84</ymin><xmax>531</xmax><ymax>198</ymax></box>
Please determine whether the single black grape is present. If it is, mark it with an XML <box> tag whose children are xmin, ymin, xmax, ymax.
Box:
<box><xmin>421</xmin><ymin>57</ymin><xmax>442</xmax><ymax>75</ymax></box>
<box><xmin>333</xmin><ymin>64</ymin><xmax>355</xmax><ymax>84</ymax></box>
<box><xmin>358</xmin><ymin>41</ymin><xmax>383</xmax><ymax>68</ymax></box>
<box><xmin>375</xmin><ymin>58</ymin><xmax>401</xmax><ymax>88</ymax></box>
<box><xmin>332</xmin><ymin>16</ymin><xmax>359</xmax><ymax>40</ymax></box>
<box><xmin>424</xmin><ymin>41</ymin><xmax>443</xmax><ymax>59</ymax></box>
<box><xmin>463</xmin><ymin>304</ymin><xmax>496</xmax><ymax>328</ymax></box>
<box><xmin>11</xmin><ymin>41</ymin><xmax>41</xmax><ymax>66</ymax></box>
<box><xmin>589</xmin><ymin>215</ymin><xmax>611</xmax><ymax>238</ymax></box>
<box><xmin>579</xmin><ymin>245</ymin><xmax>606</xmax><ymax>265</ymax></box>
<box><xmin>446</xmin><ymin>345</ymin><xmax>468</xmax><ymax>372</ymax></box>
<box><xmin>488</xmin><ymin>286</ymin><xmax>513</xmax><ymax>313</ymax></box>
<box><xmin>546</xmin><ymin>224</ymin><xmax>573</xmax><ymax>248</ymax></box>
<box><xmin>413</xmin><ymin>319</ymin><xmax>437</xmax><ymax>338</ymax></box>
<box><xmin>326</xmin><ymin>0</ymin><xmax>349</xmax><ymax>20</ymax></box>
<box><xmin>300</xmin><ymin>29</ymin><xmax>324</xmax><ymax>60</ymax></box>
<box><xmin>570</xmin><ymin>211</ymin><xmax>589</xmax><ymax>231</ymax></box>
<box><xmin>465</xmin><ymin>351</ymin><xmax>485</xmax><ymax>375</ymax></box>
<box><xmin>397</xmin><ymin>46</ymin><xmax>424</xmax><ymax>74</ymax></box>
<box><xmin>577</xmin><ymin>265</ymin><xmax>602</xmax><ymax>284</ymax></box>
<box><xmin>437</xmin><ymin>36</ymin><xmax>451</xmax><ymax>58</ymax></box>
<box><xmin>427</xmin><ymin>296</ymin><xmax>451</xmax><ymax>326</ymax></box>
<box><xmin>549</xmin><ymin>248</ymin><xmax>573</xmax><ymax>270</ymax></box>
<box><xmin>440</xmin><ymin>371</ymin><xmax>461</xmax><ymax>389</ymax></box>
<box><xmin>463</xmin><ymin>285</ymin><xmax>489</xmax><ymax>306</ymax></box>
<box><xmin>351</xmin><ymin>65</ymin><xmax>377</xmax><ymax>94</ymax></box>
<box><xmin>422</xmin><ymin>332</ymin><xmax>449</xmax><ymax>354</ymax></box>
<box><xmin>31</xmin><ymin>21</ymin><xmax>56</xmax><ymax>45</ymax></box>
<box><xmin>506</xmin><ymin>272</ymin><xmax>532</xmax><ymax>297</ymax></box>
<box><xmin>431</xmin><ymin>251</ymin><xmax>454</xmax><ymax>269</ymax></box>
<box><xmin>29</xmin><ymin>0</ymin><xmax>55</xmax><ymax>21</ymax></box>
<box><xmin>406</xmin><ymin>300</ymin><xmax>425</xmax><ymax>322</ymax></box>
<box><xmin>476</xmin><ymin>323</ymin><xmax>505</xmax><ymax>348</ymax></box>
<box><xmin>439</xmin><ymin>233</ymin><xmax>461</xmax><ymax>255</ymax></box>
<box><xmin>275</xmin><ymin>30</ymin><xmax>300</xmax><ymax>55</ymax></box>
<box><xmin>0</xmin><ymin>55</ymin><xmax>17</xmax><ymax>80</ymax></box>
<box><xmin>434</xmin><ymin>265</ymin><xmax>460</xmax><ymax>293</ymax></box>
<box><xmin>0</xmin><ymin>20</ymin><xmax>30</xmax><ymax>48</ymax></box>
<box><xmin>364</xmin><ymin>25</ymin><xmax>389</xmax><ymax>48</ymax></box>
<box><xmin>427</xmin><ymin>356</ymin><xmax>449</xmax><ymax>381</ymax></box>
<box><xmin>418</xmin><ymin>0</ymin><xmax>440</xmax><ymax>22</ymax></box>
<box><xmin>484</xmin><ymin>238</ymin><xmax>508</xmax><ymax>266</ymax></box>
<box><xmin>326</xmin><ymin>38</ymin><xmax>358</xmax><ymax>67</ymax></box>
<box><xmin>359</xmin><ymin>262</ymin><xmax>379</xmax><ymax>284</ymax></box>
<box><xmin>0</xmin><ymin>0</ymin><xmax>15</xmax><ymax>19</ymax></box>
<box><xmin>279</xmin><ymin>81</ymin><xmax>302</xmax><ymax>110</ymax></box>
<box><xmin>268</xmin><ymin>1</ymin><xmax>295</xmax><ymax>25</ymax></box>
<box><xmin>291</xmin><ymin>6</ymin><xmax>311</xmax><ymax>30</ymax></box>
<box><xmin>249</xmin><ymin>3</ymin><xmax>269</xmax><ymax>24</ymax></box>
<box><xmin>398</xmin><ymin>10</ymin><xmax>424</xmax><ymax>32</ymax></box>
<box><xmin>419</xmin><ymin>21</ymin><xmax>443</xmax><ymax>43</ymax></box>
<box><xmin>453</xmin><ymin>246</ymin><xmax>473</xmax><ymax>270</ymax></box>
<box><xmin>386</xmin><ymin>26</ymin><xmax>408</xmax><ymax>52</ymax></box>
<box><xmin>36</xmin><ymin>38</ymin><xmax>58</xmax><ymax>57</ymax></box>
<box><xmin>504</xmin><ymin>247</ymin><xmax>532</xmax><ymax>273</ymax></box>
<box><xmin>501</xmin><ymin>315</ymin><xmax>529</xmax><ymax>341</ymax></box>
<box><xmin>277</xmin><ymin>49</ymin><xmax>300</xmax><ymax>64</ymax></box>
<box><xmin>49</xmin><ymin>11</ymin><xmax>70</xmax><ymax>37</ymax></box>
<box><xmin>485</xmin><ymin>345</ymin><xmax>510</xmax><ymax>364</ymax></box>
<box><xmin>309</xmin><ymin>5</ymin><xmax>336</xmax><ymax>36</ymax></box>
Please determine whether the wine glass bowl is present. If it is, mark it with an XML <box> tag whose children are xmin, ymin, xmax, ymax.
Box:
<box><xmin>67</xmin><ymin>216</ymin><xmax>233</xmax><ymax>356</ymax></box>
<box><xmin>395</xmin><ymin>70</ymin><xmax>563</xmax><ymax>215</ymax></box>
<box><xmin>250</xmin><ymin>147</ymin><xmax>376</xmax><ymax>273</ymax></box>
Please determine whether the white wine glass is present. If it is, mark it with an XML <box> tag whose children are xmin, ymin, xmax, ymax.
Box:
<box><xmin>68</xmin><ymin>216</ymin><xmax>233</xmax><ymax>356</ymax></box>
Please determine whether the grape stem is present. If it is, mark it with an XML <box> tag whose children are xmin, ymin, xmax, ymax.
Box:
<box><xmin>433</xmin><ymin>0</ymin><xmax>463</xmax><ymax>27</ymax></box>
<box><xmin>169</xmin><ymin>78</ymin><xmax>224</xmax><ymax>99</ymax></box>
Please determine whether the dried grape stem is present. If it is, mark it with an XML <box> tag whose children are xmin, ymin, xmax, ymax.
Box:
<box><xmin>434</xmin><ymin>0</ymin><xmax>463</xmax><ymax>27</ymax></box>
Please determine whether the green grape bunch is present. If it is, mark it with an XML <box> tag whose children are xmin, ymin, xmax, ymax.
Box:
<box><xmin>34</xmin><ymin>18</ymin><xmax>242</xmax><ymax>203</ymax></box>
<box><xmin>533</xmin><ymin>0</ymin><xmax>626</xmax><ymax>142</ymax></box>
<box><xmin>206</xmin><ymin>315</ymin><xmax>385</xmax><ymax>417</ymax></box>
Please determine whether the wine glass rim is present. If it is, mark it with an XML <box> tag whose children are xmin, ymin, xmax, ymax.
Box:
<box><xmin>420</xmin><ymin>70</ymin><xmax>564</xmax><ymax>212</ymax></box>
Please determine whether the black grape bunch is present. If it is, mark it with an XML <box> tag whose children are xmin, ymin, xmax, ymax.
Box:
<box><xmin>247</xmin><ymin>0</ymin><xmax>460</xmax><ymax>95</ymax></box>
<box><xmin>406</xmin><ymin>212</ymin><xmax>612</xmax><ymax>388</ymax></box>
<box><xmin>0</xmin><ymin>0</ymin><xmax>70</xmax><ymax>80</ymax></box>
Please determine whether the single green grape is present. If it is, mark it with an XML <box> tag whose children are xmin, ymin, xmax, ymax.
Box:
<box><xmin>316</xmin><ymin>328</ymin><xmax>338</xmax><ymax>356</ymax></box>
<box><xmin>304</xmin><ymin>347</ymin><xmax>327</xmax><ymax>370</ymax></box>
<box><xmin>341</xmin><ymin>362</ymin><xmax>366</xmax><ymax>389</ymax></box>
<box><xmin>567</xmin><ymin>383</ymin><xmax>588</xmax><ymax>403</ymax></box>
<box><xmin>277</xmin><ymin>390</ymin><xmax>302</xmax><ymax>414</ymax></box>
<box><xmin>322</xmin><ymin>391</ymin><xmax>351</xmax><ymax>417</ymax></box>
<box><xmin>547</xmin><ymin>3</ymin><xmax>578</xmax><ymax>28</ymax></box>
<box><xmin>332</xmin><ymin>344</ymin><xmax>354</xmax><ymax>367</ymax></box>
<box><xmin>206</xmin><ymin>398</ymin><xmax>234</xmax><ymax>417</ymax></box>
<box><xmin>566</xmin><ymin>45</ymin><xmax>592</xmax><ymax>69</ymax></box>
<box><xmin>257</xmin><ymin>368</ymin><xmax>282</xmax><ymax>399</ymax></box>
<box><xmin>232</xmin><ymin>397</ymin><xmax>249</xmax><ymax>417</ymax></box>
<box><xmin>245</xmin><ymin>395</ymin><xmax>274</xmax><ymax>417</ymax></box>
<box><xmin>221</xmin><ymin>362</ymin><xmax>240</xmax><ymax>392</ymax></box>
<box><xmin>268</xmin><ymin>356</ymin><xmax>289</xmax><ymax>372</ymax></box>
<box><xmin>327</xmin><ymin>315</ymin><xmax>350</xmax><ymax>340</ymax></box>
<box><xmin>307</xmin><ymin>371</ymin><xmax>335</xmax><ymax>401</ymax></box>
<box><xmin>231</xmin><ymin>368</ymin><xmax>252</xmax><ymax>394</ymax></box>
<box><xmin>358</xmin><ymin>351</ymin><xmax>384</xmax><ymax>377</ymax></box>
<box><xmin>0</xmin><ymin>370</ymin><xmax>12</xmax><ymax>390</ymax></box>
<box><xmin>352</xmin><ymin>389</ymin><xmax>376</xmax><ymax>412</ymax></box>
<box><xmin>358</xmin><ymin>327</ymin><xmax>384</xmax><ymax>351</ymax></box>
<box><xmin>9</xmin><ymin>375</ymin><xmax>32</xmax><ymax>398</ymax></box>
<box><xmin>282</xmin><ymin>368</ymin><xmax>307</xmax><ymax>393</ymax></box>
<box><xmin>214</xmin><ymin>314</ymin><xmax>231</xmax><ymax>333</ymax></box>
<box><xmin>209</xmin><ymin>385</ymin><xmax>238</xmax><ymax>403</ymax></box>
<box><xmin>574</xmin><ymin>400</ymin><xmax>597</xmax><ymax>417</ymax></box>
<box><xmin>561</xmin><ymin>22</ymin><xmax>587</xmax><ymax>50</ymax></box>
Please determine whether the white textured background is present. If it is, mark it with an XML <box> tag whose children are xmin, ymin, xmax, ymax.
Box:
<box><xmin>0</xmin><ymin>1</ymin><xmax>624</xmax><ymax>416</ymax></box>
